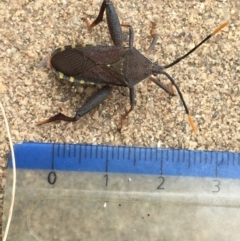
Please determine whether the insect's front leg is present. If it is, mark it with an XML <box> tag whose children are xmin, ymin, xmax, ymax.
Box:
<box><xmin>149</xmin><ymin>77</ymin><xmax>175</xmax><ymax>96</ymax></box>
<box><xmin>82</xmin><ymin>0</ymin><xmax>123</xmax><ymax>47</ymax></box>
<box><xmin>38</xmin><ymin>85</ymin><xmax>113</xmax><ymax>125</ymax></box>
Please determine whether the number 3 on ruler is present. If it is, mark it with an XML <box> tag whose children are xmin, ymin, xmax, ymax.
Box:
<box><xmin>212</xmin><ymin>179</ymin><xmax>221</xmax><ymax>193</ymax></box>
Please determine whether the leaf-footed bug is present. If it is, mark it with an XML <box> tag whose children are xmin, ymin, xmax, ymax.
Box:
<box><xmin>38</xmin><ymin>0</ymin><xmax>228</xmax><ymax>133</ymax></box>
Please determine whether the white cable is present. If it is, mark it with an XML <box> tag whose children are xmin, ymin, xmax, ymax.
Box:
<box><xmin>0</xmin><ymin>101</ymin><xmax>16</xmax><ymax>241</ymax></box>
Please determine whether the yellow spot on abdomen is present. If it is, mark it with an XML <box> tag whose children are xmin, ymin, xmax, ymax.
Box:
<box><xmin>58</xmin><ymin>72</ymin><xmax>64</xmax><ymax>79</ymax></box>
<box><xmin>69</xmin><ymin>77</ymin><xmax>74</xmax><ymax>82</ymax></box>
<box><xmin>80</xmin><ymin>80</ymin><xmax>85</xmax><ymax>84</ymax></box>
<box><xmin>60</xmin><ymin>46</ymin><xmax>65</xmax><ymax>51</ymax></box>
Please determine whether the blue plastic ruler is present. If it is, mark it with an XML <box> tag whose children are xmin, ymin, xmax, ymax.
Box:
<box><xmin>3</xmin><ymin>142</ymin><xmax>240</xmax><ymax>241</ymax></box>
<box><xmin>8</xmin><ymin>142</ymin><xmax>240</xmax><ymax>178</ymax></box>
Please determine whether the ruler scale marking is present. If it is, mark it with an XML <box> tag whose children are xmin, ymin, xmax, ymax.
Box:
<box><xmin>199</xmin><ymin>151</ymin><xmax>201</xmax><ymax>164</ymax></box>
<box><xmin>51</xmin><ymin>143</ymin><xmax>55</xmax><ymax>170</ymax></box>
<box><xmin>63</xmin><ymin>143</ymin><xmax>65</xmax><ymax>157</ymax></box>
<box><xmin>144</xmin><ymin>148</ymin><xmax>146</xmax><ymax>161</ymax></box>
<box><xmin>7</xmin><ymin>143</ymin><xmax>240</xmax><ymax>179</ymax></box>
<box><xmin>94</xmin><ymin>146</ymin><xmax>99</xmax><ymax>159</ymax></box>
<box><xmin>73</xmin><ymin>144</ymin><xmax>76</xmax><ymax>158</ymax></box>
<box><xmin>133</xmin><ymin>147</ymin><xmax>136</xmax><ymax>166</ymax></box>
<box><xmin>105</xmin><ymin>146</ymin><xmax>109</xmax><ymax>173</ymax></box>
<box><xmin>56</xmin><ymin>143</ymin><xmax>59</xmax><ymax>157</ymax></box>
<box><xmin>234</xmin><ymin>152</ymin><xmax>238</xmax><ymax>166</ymax></box>
<box><xmin>215</xmin><ymin>152</ymin><xmax>218</xmax><ymax>178</ymax></box>
<box><xmin>111</xmin><ymin>146</ymin><xmax>114</xmax><ymax>160</ymax></box>
<box><xmin>185</xmin><ymin>150</ymin><xmax>189</xmax><ymax>169</ymax></box>
<box><xmin>90</xmin><ymin>145</ymin><xmax>92</xmax><ymax>159</ymax></box>
<box><xmin>78</xmin><ymin>145</ymin><xmax>81</xmax><ymax>163</ymax></box>
<box><xmin>159</xmin><ymin>149</ymin><xmax>162</xmax><ymax>174</ymax></box>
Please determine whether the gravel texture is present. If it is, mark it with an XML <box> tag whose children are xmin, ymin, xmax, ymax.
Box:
<box><xmin>0</xmin><ymin>0</ymin><xmax>239</xmax><ymax>238</ymax></box>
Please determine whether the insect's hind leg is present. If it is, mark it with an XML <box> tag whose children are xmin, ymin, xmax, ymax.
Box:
<box><xmin>82</xmin><ymin>0</ymin><xmax>123</xmax><ymax>47</ymax></box>
<box><xmin>38</xmin><ymin>85</ymin><xmax>113</xmax><ymax>125</ymax></box>
<box><xmin>81</xmin><ymin>0</ymin><xmax>107</xmax><ymax>29</ymax></box>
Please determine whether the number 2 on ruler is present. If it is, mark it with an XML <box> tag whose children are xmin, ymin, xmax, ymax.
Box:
<box><xmin>157</xmin><ymin>176</ymin><xmax>165</xmax><ymax>190</ymax></box>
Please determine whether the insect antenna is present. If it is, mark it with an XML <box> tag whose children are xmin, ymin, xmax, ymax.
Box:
<box><xmin>163</xmin><ymin>21</ymin><xmax>229</xmax><ymax>69</ymax></box>
<box><xmin>161</xmin><ymin>71</ymin><xmax>197</xmax><ymax>134</ymax></box>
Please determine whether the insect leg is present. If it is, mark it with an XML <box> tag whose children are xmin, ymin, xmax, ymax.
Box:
<box><xmin>118</xmin><ymin>87</ymin><xmax>136</xmax><ymax>132</ymax></box>
<box><xmin>121</xmin><ymin>24</ymin><xmax>134</xmax><ymax>48</ymax></box>
<box><xmin>82</xmin><ymin>0</ymin><xmax>123</xmax><ymax>47</ymax></box>
<box><xmin>146</xmin><ymin>22</ymin><xmax>159</xmax><ymax>56</ymax></box>
<box><xmin>149</xmin><ymin>76</ymin><xmax>175</xmax><ymax>96</ymax></box>
<box><xmin>81</xmin><ymin>0</ymin><xmax>107</xmax><ymax>29</ymax></box>
<box><xmin>38</xmin><ymin>85</ymin><xmax>113</xmax><ymax>125</ymax></box>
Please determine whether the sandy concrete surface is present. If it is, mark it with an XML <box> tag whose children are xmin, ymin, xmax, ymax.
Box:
<box><xmin>0</xmin><ymin>0</ymin><xmax>239</xmax><ymax>238</ymax></box>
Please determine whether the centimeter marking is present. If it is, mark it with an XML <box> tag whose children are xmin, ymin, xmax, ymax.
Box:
<box><xmin>9</xmin><ymin>142</ymin><xmax>240</xmax><ymax>179</ymax></box>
